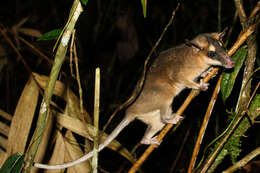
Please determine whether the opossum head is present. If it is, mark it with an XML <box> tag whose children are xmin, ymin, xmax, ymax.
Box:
<box><xmin>186</xmin><ymin>29</ymin><xmax>234</xmax><ymax>69</ymax></box>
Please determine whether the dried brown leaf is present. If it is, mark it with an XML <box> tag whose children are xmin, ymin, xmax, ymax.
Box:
<box><xmin>65</xmin><ymin>131</ymin><xmax>91</xmax><ymax>172</ymax></box>
<box><xmin>33</xmin><ymin>72</ymin><xmax>66</xmax><ymax>97</ymax></box>
<box><xmin>0</xmin><ymin>149</ymin><xmax>5</xmax><ymax>159</ymax></box>
<box><xmin>2</xmin><ymin>76</ymin><xmax>39</xmax><ymax>165</ymax></box>
<box><xmin>33</xmin><ymin>73</ymin><xmax>135</xmax><ymax>164</ymax></box>
<box><xmin>0</xmin><ymin>121</ymin><xmax>9</xmax><ymax>136</ymax></box>
<box><xmin>57</xmin><ymin>113</ymin><xmax>136</xmax><ymax>163</ymax></box>
<box><xmin>44</xmin><ymin>131</ymin><xmax>66</xmax><ymax>173</ymax></box>
<box><xmin>0</xmin><ymin>135</ymin><xmax>7</xmax><ymax>150</ymax></box>
<box><xmin>0</xmin><ymin>108</ymin><xmax>12</xmax><ymax>121</ymax></box>
<box><xmin>33</xmin><ymin>72</ymin><xmax>91</xmax><ymax>123</ymax></box>
<box><xmin>18</xmin><ymin>28</ymin><xmax>42</xmax><ymax>38</ymax></box>
<box><xmin>65</xmin><ymin>85</ymin><xmax>92</xmax><ymax>123</ymax></box>
<box><xmin>11</xmin><ymin>17</ymin><xmax>29</xmax><ymax>32</ymax></box>
<box><xmin>65</xmin><ymin>88</ymin><xmax>93</xmax><ymax>152</ymax></box>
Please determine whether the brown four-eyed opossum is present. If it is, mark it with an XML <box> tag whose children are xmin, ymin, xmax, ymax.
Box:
<box><xmin>34</xmin><ymin>31</ymin><xmax>234</xmax><ymax>169</ymax></box>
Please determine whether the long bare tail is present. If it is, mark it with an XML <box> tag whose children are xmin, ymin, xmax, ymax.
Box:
<box><xmin>34</xmin><ymin>117</ymin><xmax>132</xmax><ymax>169</ymax></box>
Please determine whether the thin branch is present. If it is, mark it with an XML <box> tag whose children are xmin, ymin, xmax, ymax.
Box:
<box><xmin>0</xmin><ymin>26</ymin><xmax>32</xmax><ymax>75</ymax></box>
<box><xmin>234</xmin><ymin>0</ymin><xmax>248</xmax><ymax>30</ymax></box>
<box><xmin>225</xmin><ymin>10</ymin><xmax>238</xmax><ymax>46</ymax></box>
<box><xmin>187</xmin><ymin>75</ymin><xmax>223</xmax><ymax>173</ymax></box>
<box><xmin>0</xmin><ymin>25</ymin><xmax>44</xmax><ymax>97</ymax></box>
<box><xmin>18</xmin><ymin>37</ymin><xmax>54</xmax><ymax>64</ymax></box>
<box><xmin>73</xmin><ymin>37</ymin><xmax>84</xmax><ymax>113</ymax></box>
<box><xmin>200</xmin><ymin>112</ymin><xmax>245</xmax><ymax>173</ymax></box>
<box><xmin>170</xmin><ymin>127</ymin><xmax>191</xmax><ymax>172</ymax></box>
<box><xmin>228</xmin><ymin>24</ymin><xmax>255</xmax><ymax>55</ymax></box>
<box><xmin>223</xmin><ymin>147</ymin><xmax>260</xmax><ymax>173</ymax></box>
<box><xmin>248</xmin><ymin>1</ymin><xmax>260</xmax><ymax>22</ymax></box>
<box><xmin>70</xmin><ymin>29</ymin><xmax>76</xmax><ymax>78</ymax></box>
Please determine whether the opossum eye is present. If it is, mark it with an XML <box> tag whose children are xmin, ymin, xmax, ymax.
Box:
<box><xmin>207</xmin><ymin>51</ymin><xmax>217</xmax><ymax>59</ymax></box>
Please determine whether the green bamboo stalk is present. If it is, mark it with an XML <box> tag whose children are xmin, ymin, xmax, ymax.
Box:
<box><xmin>23</xmin><ymin>1</ymin><xmax>83</xmax><ymax>172</ymax></box>
<box><xmin>92</xmin><ymin>68</ymin><xmax>100</xmax><ymax>173</ymax></box>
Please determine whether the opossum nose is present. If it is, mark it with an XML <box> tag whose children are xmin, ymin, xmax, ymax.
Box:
<box><xmin>224</xmin><ymin>57</ymin><xmax>234</xmax><ymax>68</ymax></box>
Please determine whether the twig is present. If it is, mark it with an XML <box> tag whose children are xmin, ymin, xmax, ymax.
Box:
<box><xmin>70</xmin><ymin>29</ymin><xmax>76</xmax><ymax>78</ymax></box>
<box><xmin>228</xmin><ymin>24</ymin><xmax>255</xmax><ymax>56</ymax></box>
<box><xmin>200</xmin><ymin>112</ymin><xmax>246</xmax><ymax>173</ymax></box>
<box><xmin>73</xmin><ymin>36</ymin><xmax>84</xmax><ymax>113</ymax></box>
<box><xmin>0</xmin><ymin>25</ymin><xmax>32</xmax><ymax>75</ymax></box>
<box><xmin>248</xmin><ymin>1</ymin><xmax>260</xmax><ymax>21</ymax></box>
<box><xmin>0</xmin><ymin>109</ymin><xmax>12</xmax><ymax>121</ymax></box>
<box><xmin>234</xmin><ymin>0</ymin><xmax>248</xmax><ymax>30</ymax></box>
<box><xmin>225</xmin><ymin>10</ymin><xmax>238</xmax><ymax>46</ymax></box>
<box><xmin>0</xmin><ymin>25</ymin><xmax>44</xmax><ymax>97</ymax></box>
<box><xmin>187</xmin><ymin>75</ymin><xmax>223</xmax><ymax>173</ymax></box>
<box><xmin>170</xmin><ymin>127</ymin><xmax>191</xmax><ymax>172</ymax></box>
<box><xmin>128</xmin><ymin>22</ymin><xmax>256</xmax><ymax>173</ymax></box>
<box><xmin>102</xmin><ymin>3</ymin><xmax>180</xmax><ymax>131</ymax></box>
<box><xmin>18</xmin><ymin>37</ymin><xmax>54</xmax><ymax>64</ymax></box>
<box><xmin>223</xmin><ymin>147</ymin><xmax>260</xmax><ymax>173</ymax></box>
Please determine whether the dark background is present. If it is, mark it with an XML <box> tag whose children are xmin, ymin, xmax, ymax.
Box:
<box><xmin>0</xmin><ymin>0</ymin><xmax>259</xmax><ymax>172</ymax></box>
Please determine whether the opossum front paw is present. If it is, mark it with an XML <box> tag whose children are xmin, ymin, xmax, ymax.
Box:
<box><xmin>199</xmin><ymin>79</ymin><xmax>209</xmax><ymax>91</ymax></box>
<box><xmin>201</xmin><ymin>67</ymin><xmax>215</xmax><ymax>77</ymax></box>
<box><xmin>140</xmin><ymin>136</ymin><xmax>161</xmax><ymax>145</ymax></box>
<box><xmin>162</xmin><ymin>114</ymin><xmax>183</xmax><ymax>124</ymax></box>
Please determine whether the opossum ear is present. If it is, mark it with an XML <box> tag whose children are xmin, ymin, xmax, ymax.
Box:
<box><xmin>210</xmin><ymin>27</ymin><xmax>228</xmax><ymax>41</ymax></box>
<box><xmin>185</xmin><ymin>39</ymin><xmax>203</xmax><ymax>51</ymax></box>
<box><xmin>218</xmin><ymin>27</ymin><xmax>228</xmax><ymax>41</ymax></box>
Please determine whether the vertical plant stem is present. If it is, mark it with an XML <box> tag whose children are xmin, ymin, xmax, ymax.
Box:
<box><xmin>234</xmin><ymin>0</ymin><xmax>248</xmax><ymax>30</ymax></box>
<box><xmin>23</xmin><ymin>1</ymin><xmax>83</xmax><ymax>172</ymax></box>
<box><xmin>92</xmin><ymin>68</ymin><xmax>100</xmax><ymax>173</ymax></box>
<box><xmin>234</xmin><ymin>0</ymin><xmax>259</xmax><ymax>114</ymax></box>
<box><xmin>74</xmin><ymin>40</ymin><xmax>84</xmax><ymax>113</ymax></box>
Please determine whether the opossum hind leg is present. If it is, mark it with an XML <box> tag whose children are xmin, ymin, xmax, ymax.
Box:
<box><xmin>140</xmin><ymin>123</ymin><xmax>165</xmax><ymax>145</ymax></box>
<box><xmin>162</xmin><ymin>113</ymin><xmax>183</xmax><ymax>124</ymax></box>
<box><xmin>138</xmin><ymin>110</ymin><xmax>165</xmax><ymax>145</ymax></box>
<box><xmin>161</xmin><ymin>106</ymin><xmax>183</xmax><ymax>124</ymax></box>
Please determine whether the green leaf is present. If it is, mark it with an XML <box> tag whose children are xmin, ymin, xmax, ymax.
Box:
<box><xmin>0</xmin><ymin>153</ymin><xmax>24</xmax><ymax>173</ymax></box>
<box><xmin>221</xmin><ymin>46</ymin><xmax>248</xmax><ymax>102</ymax></box>
<box><xmin>37</xmin><ymin>29</ymin><xmax>62</xmax><ymax>41</ymax></box>
<box><xmin>81</xmin><ymin>0</ymin><xmax>88</xmax><ymax>6</ymax></box>
<box><xmin>141</xmin><ymin>0</ymin><xmax>147</xmax><ymax>18</ymax></box>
